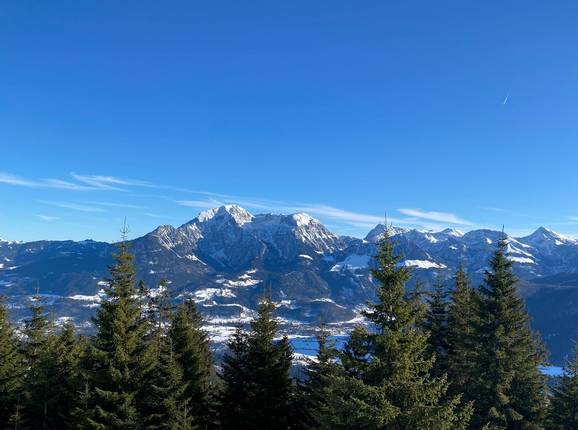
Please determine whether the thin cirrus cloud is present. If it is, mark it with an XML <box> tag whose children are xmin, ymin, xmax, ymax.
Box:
<box><xmin>70</xmin><ymin>173</ymin><xmax>152</xmax><ymax>190</ymax></box>
<box><xmin>398</xmin><ymin>208</ymin><xmax>473</xmax><ymax>226</ymax></box>
<box><xmin>0</xmin><ymin>171</ymin><xmax>157</xmax><ymax>192</ymax></box>
<box><xmin>83</xmin><ymin>200</ymin><xmax>146</xmax><ymax>209</ymax></box>
<box><xmin>34</xmin><ymin>214</ymin><xmax>59</xmax><ymax>221</ymax></box>
<box><xmin>39</xmin><ymin>201</ymin><xmax>106</xmax><ymax>213</ymax></box>
<box><xmin>0</xmin><ymin>172</ymin><xmax>95</xmax><ymax>191</ymax></box>
<box><xmin>1</xmin><ymin>170</ymin><xmax>476</xmax><ymax>234</ymax></box>
<box><xmin>0</xmin><ymin>171</ymin><xmax>197</xmax><ymax>194</ymax></box>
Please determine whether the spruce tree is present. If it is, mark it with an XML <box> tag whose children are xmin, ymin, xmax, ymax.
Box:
<box><xmin>169</xmin><ymin>300</ymin><xmax>214</xmax><ymax>428</ymax></box>
<box><xmin>300</xmin><ymin>326</ymin><xmax>386</xmax><ymax>430</ymax></box>
<box><xmin>142</xmin><ymin>329</ymin><xmax>193</xmax><ymax>430</ymax></box>
<box><xmin>446</xmin><ymin>266</ymin><xmax>479</xmax><ymax>401</ymax></box>
<box><xmin>472</xmin><ymin>237</ymin><xmax>547</xmax><ymax>429</ymax></box>
<box><xmin>50</xmin><ymin>324</ymin><xmax>87</xmax><ymax>429</ymax></box>
<box><xmin>424</xmin><ymin>276</ymin><xmax>449</xmax><ymax>377</ymax></box>
<box><xmin>336</xmin><ymin>230</ymin><xmax>473</xmax><ymax>429</ymax></box>
<box><xmin>219</xmin><ymin>297</ymin><xmax>295</xmax><ymax>430</ymax></box>
<box><xmin>0</xmin><ymin>296</ymin><xmax>24</xmax><ymax>430</ymax></box>
<box><xmin>85</xmin><ymin>240</ymin><xmax>155</xmax><ymax>429</ymax></box>
<box><xmin>140</xmin><ymin>285</ymin><xmax>194</xmax><ymax>430</ymax></box>
<box><xmin>21</xmin><ymin>294</ymin><xmax>56</xmax><ymax>429</ymax></box>
<box><xmin>22</xmin><ymin>321</ymin><xmax>87</xmax><ymax>429</ymax></box>
<box><xmin>549</xmin><ymin>341</ymin><xmax>578</xmax><ymax>430</ymax></box>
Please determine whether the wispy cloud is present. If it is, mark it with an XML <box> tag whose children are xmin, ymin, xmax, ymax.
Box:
<box><xmin>398</xmin><ymin>208</ymin><xmax>473</xmax><ymax>226</ymax></box>
<box><xmin>34</xmin><ymin>214</ymin><xmax>59</xmax><ymax>221</ymax></box>
<box><xmin>177</xmin><ymin>199</ymin><xmax>225</xmax><ymax>210</ymax></box>
<box><xmin>39</xmin><ymin>201</ymin><xmax>106</xmax><ymax>213</ymax></box>
<box><xmin>0</xmin><ymin>171</ymin><xmax>199</xmax><ymax>195</ymax></box>
<box><xmin>2</xmin><ymin>170</ymin><xmax>479</xmax><ymax>235</ymax></box>
<box><xmin>71</xmin><ymin>173</ymin><xmax>152</xmax><ymax>191</ymax></box>
<box><xmin>83</xmin><ymin>201</ymin><xmax>145</xmax><ymax>209</ymax></box>
<box><xmin>0</xmin><ymin>172</ymin><xmax>95</xmax><ymax>191</ymax></box>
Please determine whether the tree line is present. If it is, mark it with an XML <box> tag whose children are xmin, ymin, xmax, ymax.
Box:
<box><xmin>1</xmin><ymin>232</ymin><xmax>578</xmax><ymax>429</ymax></box>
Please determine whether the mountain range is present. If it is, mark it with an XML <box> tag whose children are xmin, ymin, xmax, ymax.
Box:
<box><xmin>2</xmin><ymin>204</ymin><xmax>578</xmax><ymax>363</ymax></box>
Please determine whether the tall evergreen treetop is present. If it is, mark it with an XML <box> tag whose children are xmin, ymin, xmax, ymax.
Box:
<box><xmin>169</xmin><ymin>299</ymin><xmax>214</xmax><ymax>429</ymax></box>
<box><xmin>23</xmin><ymin>292</ymin><xmax>52</xmax><ymax>362</ymax></box>
<box><xmin>446</xmin><ymin>265</ymin><xmax>479</xmax><ymax>401</ymax></box>
<box><xmin>424</xmin><ymin>276</ymin><xmax>449</xmax><ymax>377</ymax></box>
<box><xmin>473</xmin><ymin>237</ymin><xmax>547</xmax><ymax>429</ymax></box>
<box><xmin>87</xmin><ymin>240</ymin><xmax>155</xmax><ymax>430</ymax></box>
<box><xmin>220</xmin><ymin>297</ymin><xmax>295</xmax><ymax>430</ymax></box>
<box><xmin>338</xmin><ymin>230</ymin><xmax>472</xmax><ymax>429</ymax></box>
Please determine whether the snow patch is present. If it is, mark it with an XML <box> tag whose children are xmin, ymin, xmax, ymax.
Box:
<box><xmin>400</xmin><ymin>260</ymin><xmax>446</xmax><ymax>269</ymax></box>
<box><xmin>330</xmin><ymin>254</ymin><xmax>371</xmax><ymax>272</ymax></box>
<box><xmin>508</xmin><ymin>256</ymin><xmax>535</xmax><ymax>264</ymax></box>
<box><xmin>193</xmin><ymin>288</ymin><xmax>236</xmax><ymax>301</ymax></box>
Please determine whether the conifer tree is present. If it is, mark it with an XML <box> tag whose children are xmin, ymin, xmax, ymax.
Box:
<box><xmin>335</xmin><ymin>230</ymin><xmax>473</xmax><ymax>429</ymax></box>
<box><xmin>50</xmin><ymin>324</ymin><xmax>87</xmax><ymax>429</ymax></box>
<box><xmin>0</xmin><ymin>296</ymin><xmax>24</xmax><ymax>430</ymax></box>
<box><xmin>142</xmin><ymin>329</ymin><xmax>194</xmax><ymax>430</ymax></box>
<box><xmin>446</xmin><ymin>266</ymin><xmax>479</xmax><ymax>401</ymax></box>
<box><xmin>300</xmin><ymin>326</ymin><xmax>377</xmax><ymax>430</ymax></box>
<box><xmin>549</xmin><ymin>341</ymin><xmax>578</xmax><ymax>430</ymax></box>
<box><xmin>424</xmin><ymin>276</ymin><xmax>449</xmax><ymax>377</ymax></box>
<box><xmin>85</xmin><ymin>239</ymin><xmax>155</xmax><ymax>429</ymax></box>
<box><xmin>169</xmin><ymin>300</ymin><xmax>214</xmax><ymax>428</ymax></box>
<box><xmin>21</xmin><ymin>294</ymin><xmax>56</xmax><ymax>429</ymax></box>
<box><xmin>219</xmin><ymin>297</ymin><xmax>295</xmax><ymax>430</ymax></box>
<box><xmin>140</xmin><ymin>284</ymin><xmax>194</xmax><ymax>430</ymax></box>
<box><xmin>22</xmin><ymin>321</ymin><xmax>87</xmax><ymax>429</ymax></box>
<box><xmin>472</xmin><ymin>237</ymin><xmax>547</xmax><ymax>429</ymax></box>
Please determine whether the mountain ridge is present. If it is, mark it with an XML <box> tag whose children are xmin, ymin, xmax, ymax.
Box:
<box><xmin>2</xmin><ymin>204</ymin><xmax>578</xmax><ymax>363</ymax></box>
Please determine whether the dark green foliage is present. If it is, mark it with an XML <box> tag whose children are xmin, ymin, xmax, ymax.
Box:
<box><xmin>549</xmin><ymin>341</ymin><xmax>578</xmax><ymax>430</ymax></box>
<box><xmin>446</xmin><ymin>266</ymin><xmax>480</xmax><ymax>401</ymax></box>
<box><xmin>140</xmin><ymin>284</ymin><xmax>195</xmax><ymax>430</ymax></box>
<box><xmin>471</xmin><ymin>238</ymin><xmax>547</xmax><ymax>429</ymax></box>
<box><xmin>0</xmin><ymin>297</ymin><xmax>24</xmax><ymax>429</ymax></box>
<box><xmin>24</xmin><ymin>323</ymin><xmax>87</xmax><ymax>429</ymax></box>
<box><xmin>142</xmin><ymin>330</ymin><xmax>194</xmax><ymax>430</ymax></box>
<box><xmin>300</xmin><ymin>326</ymin><xmax>341</xmax><ymax>430</ymax></box>
<box><xmin>301</xmin><ymin>326</ymin><xmax>397</xmax><ymax>430</ymax></box>
<box><xmin>424</xmin><ymin>276</ymin><xmax>449</xmax><ymax>377</ymax></box>
<box><xmin>85</xmin><ymin>241</ymin><xmax>156</xmax><ymax>429</ymax></box>
<box><xmin>219</xmin><ymin>297</ymin><xmax>295</xmax><ymax>430</ymax></box>
<box><xmin>21</xmin><ymin>295</ymin><xmax>55</xmax><ymax>429</ymax></box>
<box><xmin>169</xmin><ymin>300</ymin><xmax>214</xmax><ymax>428</ymax></box>
<box><xmin>331</xmin><ymin>231</ymin><xmax>473</xmax><ymax>429</ymax></box>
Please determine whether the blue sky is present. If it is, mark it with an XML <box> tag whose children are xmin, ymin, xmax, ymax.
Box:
<box><xmin>2</xmin><ymin>1</ymin><xmax>578</xmax><ymax>242</ymax></box>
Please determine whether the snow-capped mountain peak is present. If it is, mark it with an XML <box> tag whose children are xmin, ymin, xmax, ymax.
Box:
<box><xmin>518</xmin><ymin>227</ymin><xmax>577</xmax><ymax>256</ymax></box>
<box><xmin>364</xmin><ymin>224</ymin><xmax>408</xmax><ymax>242</ymax></box>
<box><xmin>522</xmin><ymin>227</ymin><xmax>576</xmax><ymax>245</ymax></box>
<box><xmin>197</xmin><ymin>204</ymin><xmax>254</xmax><ymax>226</ymax></box>
<box><xmin>439</xmin><ymin>228</ymin><xmax>464</xmax><ymax>238</ymax></box>
<box><xmin>291</xmin><ymin>212</ymin><xmax>317</xmax><ymax>227</ymax></box>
